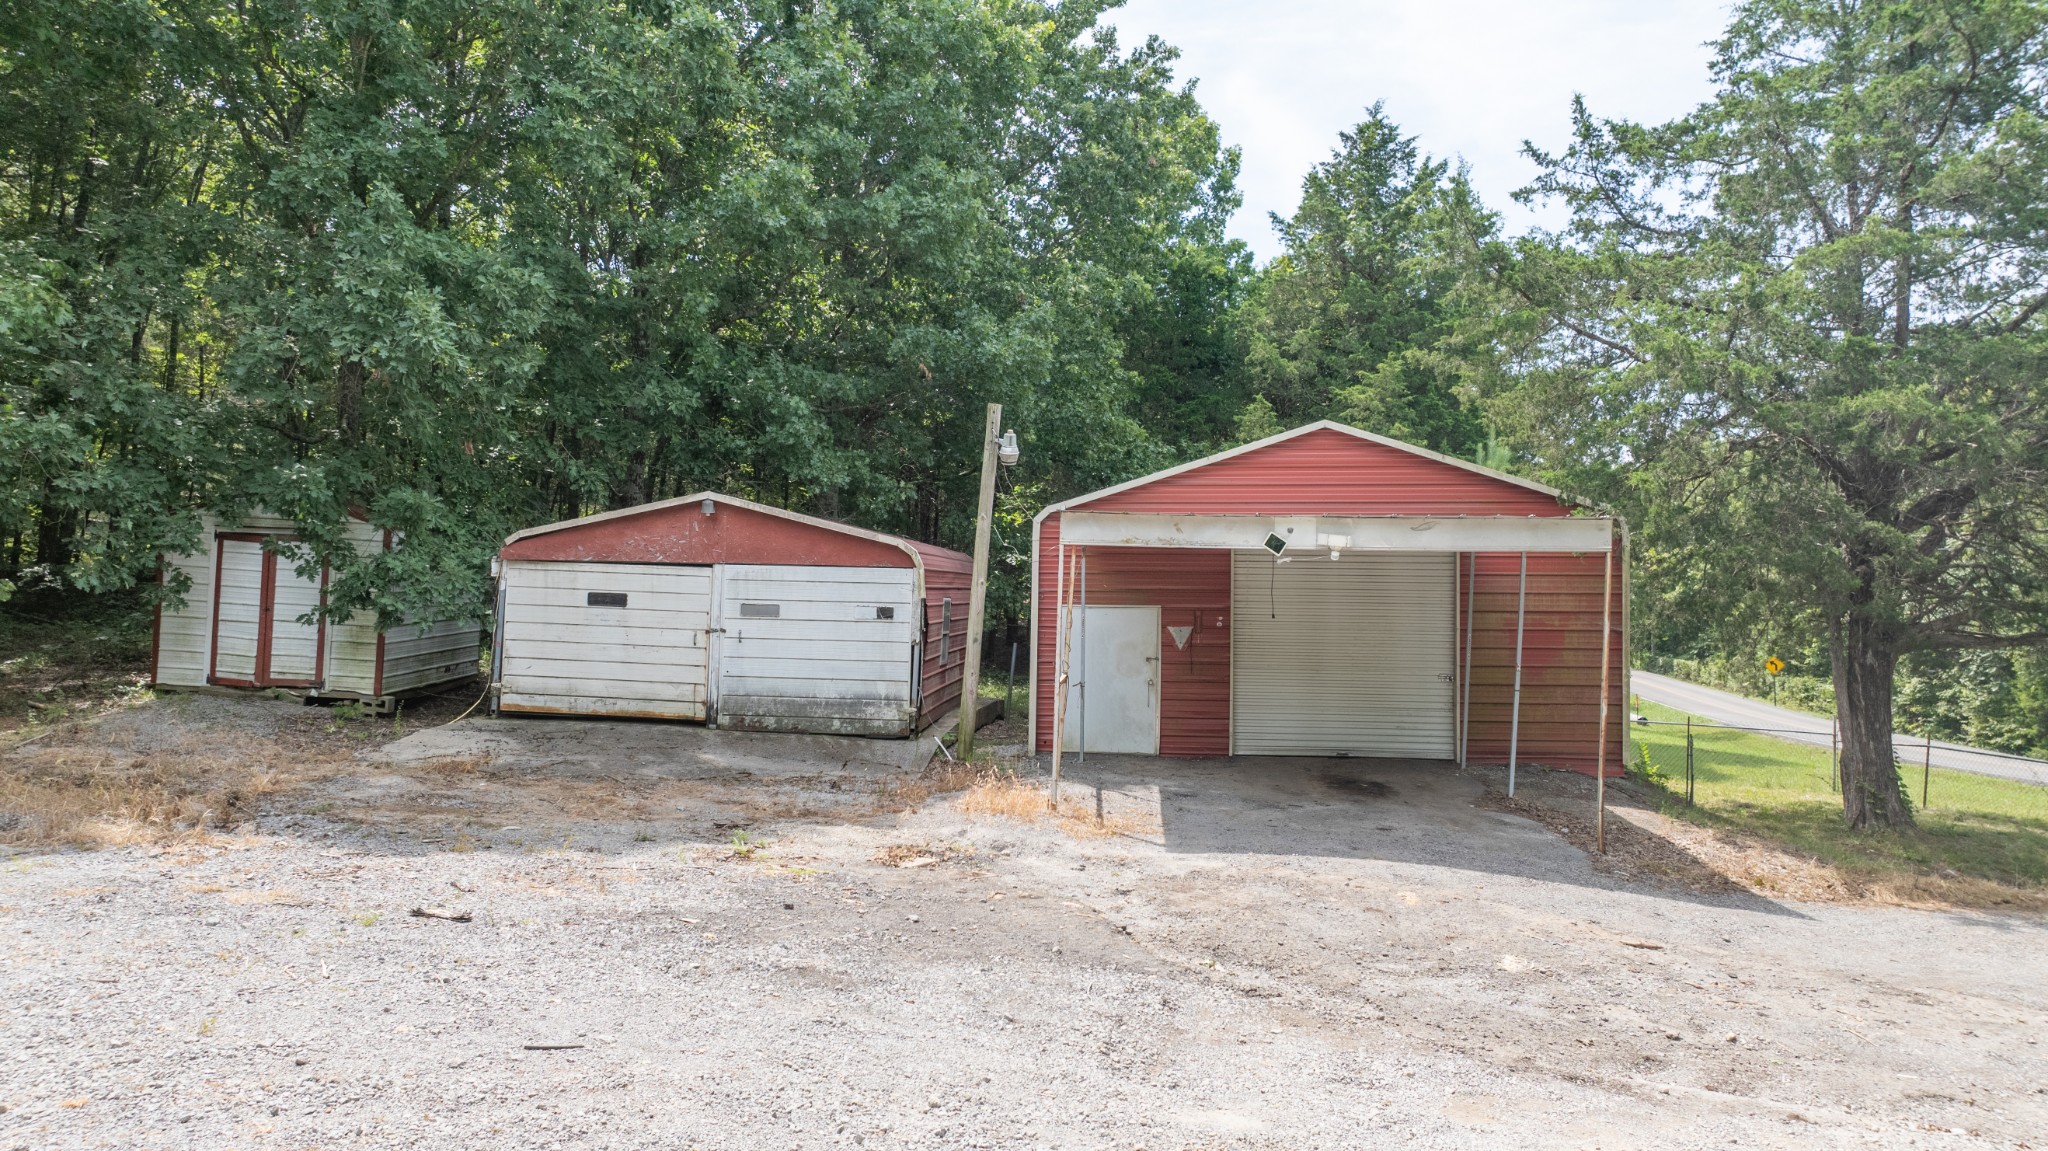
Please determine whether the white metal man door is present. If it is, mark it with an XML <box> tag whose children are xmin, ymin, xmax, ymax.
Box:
<box><xmin>1230</xmin><ymin>551</ymin><xmax>1456</xmax><ymax>758</ymax></box>
<box><xmin>1061</xmin><ymin>605</ymin><xmax>1161</xmax><ymax>754</ymax></box>
<box><xmin>497</xmin><ymin>561</ymin><xmax>713</xmax><ymax>719</ymax></box>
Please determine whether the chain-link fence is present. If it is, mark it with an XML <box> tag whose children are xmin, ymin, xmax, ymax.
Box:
<box><xmin>1632</xmin><ymin>713</ymin><xmax>2048</xmax><ymax>824</ymax></box>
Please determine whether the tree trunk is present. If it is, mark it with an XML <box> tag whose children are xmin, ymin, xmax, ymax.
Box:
<box><xmin>336</xmin><ymin>358</ymin><xmax>367</xmax><ymax>443</ymax></box>
<box><xmin>1832</xmin><ymin>611</ymin><xmax>1914</xmax><ymax>829</ymax></box>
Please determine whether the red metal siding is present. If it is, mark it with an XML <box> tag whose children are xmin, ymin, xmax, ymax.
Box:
<box><xmin>917</xmin><ymin>547</ymin><xmax>974</xmax><ymax>729</ymax></box>
<box><xmin>1031</xmin><ymin>427</ymin><xmax>1625</xmax><ymax>774</ymax></box>
<box><xmin>1082</xmin><ymin>428</ymin><xmax>1569</xmax><ymax>517</ymax></box>
<box><xmin>1460</xmin><ymin>552</ymin><xmax>1625</xmax><ymax>774</ymax></box>
<box><xmin>1032</xmin><ymin>515</ymin><xmax>1233</xmax><ymax>757</ymax></box>
<box><xmin>502</xmin><ymin>501</ymin><xmax>916</xmax><ymax>568</ymax></box>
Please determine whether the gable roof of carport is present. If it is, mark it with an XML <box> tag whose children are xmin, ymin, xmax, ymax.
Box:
<box><xmin>1034</xmin><ymin>420</ymin><xmax>1575</xmax><ymax>523</ymax></box>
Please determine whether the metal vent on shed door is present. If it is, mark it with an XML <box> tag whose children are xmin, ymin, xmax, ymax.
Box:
<box><xmin>739</xmin><ymin>603</ymin><xmax>780</xmax><ymax>618</ymax></box>
<box><xmin>585</xmin><ymin>592</ymin><xmax>628</xmax><ymax>607</ymax></box>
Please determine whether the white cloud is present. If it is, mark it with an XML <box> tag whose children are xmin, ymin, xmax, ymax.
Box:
<box><xmin>1101</xmin><ymin>0</ymin><xmax>1733</xmax><ymax>261</ymax></box>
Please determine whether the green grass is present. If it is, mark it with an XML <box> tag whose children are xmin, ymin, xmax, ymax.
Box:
<box><xmin>1631</xmin><ymin>698</ymin><xmax>2048</xmax><ymax>895</ymax></box>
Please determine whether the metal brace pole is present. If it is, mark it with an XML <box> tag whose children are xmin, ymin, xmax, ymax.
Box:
<box><xmin>1508</xmin><ymin>551</ymin><xmax>1528</xmax><ymax>797</ymax></box>
<box><xmin>1595</xmin><ymin>536</ymin><xmax>1615</xmax><ymax>854</ymax></box>
<box><xmin>1460</xmin><ymin>552</ymin><xmax>1475</xmax><ymax>768</ymax></box>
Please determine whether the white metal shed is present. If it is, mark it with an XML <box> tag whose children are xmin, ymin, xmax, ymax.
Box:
<box><xmin>492</xmin><ymin>493</ymin><xmax>973</xmax><ymax>736</ymax></box>
<box><xmin>152</xmin><ymin>512</ymin><xmax>482</xmax><ymax>709</ymax></box>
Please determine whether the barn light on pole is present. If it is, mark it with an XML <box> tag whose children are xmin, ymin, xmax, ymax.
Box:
<box><xmin>958</xmin><ymin>405</ymin><xmax>1016</xmax><ymax>759</ymax></box>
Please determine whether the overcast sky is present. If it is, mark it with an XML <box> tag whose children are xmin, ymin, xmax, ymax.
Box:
<box><xmin>1099</xmin><ymin>0</ymin><xmax>1734</xmax><ymax>262</ymax></box>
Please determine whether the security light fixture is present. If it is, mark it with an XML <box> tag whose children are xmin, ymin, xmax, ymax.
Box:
<box><xmin>1263</xmin><ymin>532</ymin><xmax>1287</xmax><ymax>557</ymax></box>
<box><xmin>997</xmin><ymin>429</ymin><xmax>1020</xmax><ymax>466</ymax></box>
<box><xmin>701</xmin><ymin>498</ymin><xmax>716</xmax><ymax>516</ymax></box>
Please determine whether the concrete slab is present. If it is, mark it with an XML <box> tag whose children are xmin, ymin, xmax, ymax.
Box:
<box><xmin>1037</xmin><ymin>754</ymin><xmax>1671</xmax><ymax>893</ymax></box>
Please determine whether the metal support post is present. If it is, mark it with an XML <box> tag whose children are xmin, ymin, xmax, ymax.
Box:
<box><xmin>1051</xmin><ymin>544</ymin><xmax>1073</xmax><ymax>804</ymax></box>
<box><xmin>1684</xmin><ymin>715</ymin><xmax>1695</xmax><ymax>805</ymax></box>
<box><xmin>1923</xmin><ymin>731</ymin><xmax>1933</xmax><ymax>810</ymax></box>
<box><xmin>1595</xmin><ymin>537</ymin><xmax>1615</xmax><ymax>854</ymax></box>
<box><xmin>1077</xmin><ymin>552</ymin><xmax>1087</xmax><ymax>765</ymax></box>
<box><xmin>1507</xmin><ymin>552</ymin><xmax>1528</xmax><ymax>796</ymax></box>
<box><xmin>1459</xmin><ymin>553</ymin><xmax>1475</xmax><ymax>767</ymax></box>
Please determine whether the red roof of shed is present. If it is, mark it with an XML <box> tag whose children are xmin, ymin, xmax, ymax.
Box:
<box><xmin>501</xmin><ymin>492</ymin><xmax>969</xmax><ymax>573</ymax></box>
<box><xmin>1040</xmin><ymin>422</ymin><xmax>1578</xmax><ymax>520</ymax></box>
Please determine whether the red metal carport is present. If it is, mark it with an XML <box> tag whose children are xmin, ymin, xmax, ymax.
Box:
<box><xmin>1030</xmin><ymin>422</ymin><xmax>1626</xmax><ymax>788</ymax></box>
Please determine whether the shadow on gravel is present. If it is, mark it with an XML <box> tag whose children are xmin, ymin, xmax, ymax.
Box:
<box><xmin>1055</xmin><ymin>754</ymin><xmax>1805</xmax><ymax>916</ymax></box>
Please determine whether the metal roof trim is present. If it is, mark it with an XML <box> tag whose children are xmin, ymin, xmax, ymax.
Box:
<box><xmin>1032</xmin><ymin>420</ymin><xmax>1576</xmax><ymax>526</ymax></box>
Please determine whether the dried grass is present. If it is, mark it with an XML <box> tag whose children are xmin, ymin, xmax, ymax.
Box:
<box><xmin>876</xmin><ymin>759</ymin><xmax>984</xmax><ymax>812</ymax></box>
<box><xmin>872</xmin><ymin>842</ymin><xmax>976</xmax><ymax>868</ymax></box>
<box><xmin>419</xmin><ymin>755</ymin><xmax>490</xmax><ymax>776</ymax></box>
<box><xmin>956</xmin><ymin>771</ymin><xmax>1161</xmax><ymax>841</ymax></box>
<box><xmin>0</xmin><ymin>730</ymin><xmax>352</xmax><ymax>849</ymax></box>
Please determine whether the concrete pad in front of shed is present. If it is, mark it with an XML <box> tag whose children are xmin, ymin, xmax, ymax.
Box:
<box><xmin>363</xmin><ymin>714</ymin><xmax>933</xmax><ymax>779</ymax></box>
<box><xmin>1057</xmin><ymin>756</ymin><xmax>1592</xmax><ymax>884</ymax></box>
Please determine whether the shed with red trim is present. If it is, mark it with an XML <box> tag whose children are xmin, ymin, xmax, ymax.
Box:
<box><xmin>1031</xmin><ymin>422</ymin><xmax>1627</xmax><ymax>776</ymax></box>
<box><xmin>151</xmin><ymin>512</ymin><xmax>482</xmax><ymax>709</ymax></box>
<box><xmin>493</xmin><ymin>492</ymin><xmax>971</xmax><ymax>737</ymax></box>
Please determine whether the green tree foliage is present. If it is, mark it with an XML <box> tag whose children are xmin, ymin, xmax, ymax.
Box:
<box><xmin>1497</xmin><ymin>0</ymin><xmax>2048</xmax><ymax>827</ymax></box>
<box><xmin>0</xmin><ymin>0</ymin><xmax>1240</xmax><ymax>626</ymax></box>
<box><xmin>1238</xmin><ymin>105</ymin><xmax>1493</xmax><ymax>455</ymax></box>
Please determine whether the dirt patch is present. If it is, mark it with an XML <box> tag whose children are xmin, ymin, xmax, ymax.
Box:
<box><xmin>0</xmin><ymin>726</ymin><xmax>350</xmax><ymax>848</ymax></box>
<box><xmin>1</xmin><ymin>689</ymin><xmax>498</xmax><ymax>849</ymax></box>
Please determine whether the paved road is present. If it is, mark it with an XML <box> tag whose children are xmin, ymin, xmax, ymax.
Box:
<box><xmin>1630</xmin><ymin>670</ymin><xmax>2048</xmax><ymax>787</ymax></box>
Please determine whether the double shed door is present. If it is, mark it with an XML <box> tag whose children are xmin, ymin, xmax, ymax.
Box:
<box><xmin>211</xmin><ymin>535</ymin><xmax>325</xmax><ymax>688</ymax></box>
<box><xmin>497</xmin><ymin>561</ymin><xmax>918</xmax><ymax>728</ymax></box>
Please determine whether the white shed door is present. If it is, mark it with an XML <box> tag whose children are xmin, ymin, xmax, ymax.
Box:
<box><xmin>212</xmin><ymin>539</ymin><xmax>264</xmax><ymax>682</ymax></box>
<box><xmin>498</xmin><ymin>561</ymin><xmax>712</xmax><ymax>720</ymax></box>
<box><xmin>266</xmin><ymin>555</ymin><xmax>323</xmax><ymax>683</ymax></box>
<box><xmin>715</xmin><ymin>565</ymin><xmax>917</xmax><ymax>734</ymax></box>
<box><xmin>1231</xmin><ymin>551</ymin><xmax>1456</xmax><ymax>758</ymax></box>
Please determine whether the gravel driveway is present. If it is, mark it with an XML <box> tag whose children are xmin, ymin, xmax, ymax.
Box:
<box><xmin>3</xmin><ymin>698</ymin><xmax>2044</xmax><ymax>1149</ymax></box>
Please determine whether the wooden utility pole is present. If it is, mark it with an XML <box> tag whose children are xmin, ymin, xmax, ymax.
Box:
<box><xmin>955</xmin><ymin>403</ymin><xmax>1003</xmax><ymax>759</ymax></box>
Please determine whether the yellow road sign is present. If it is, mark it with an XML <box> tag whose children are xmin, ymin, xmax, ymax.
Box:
<box><xmin>1765</xmin><ymin>657</ymin><xmax>1785</xmax><ymax>676</ymax></box>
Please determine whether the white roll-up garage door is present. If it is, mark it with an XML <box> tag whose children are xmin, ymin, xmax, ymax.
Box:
<box><xmin>1231</xmin><ymin>550</ymin><xmax>1456</xmax><ymax>758</ymax></box>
